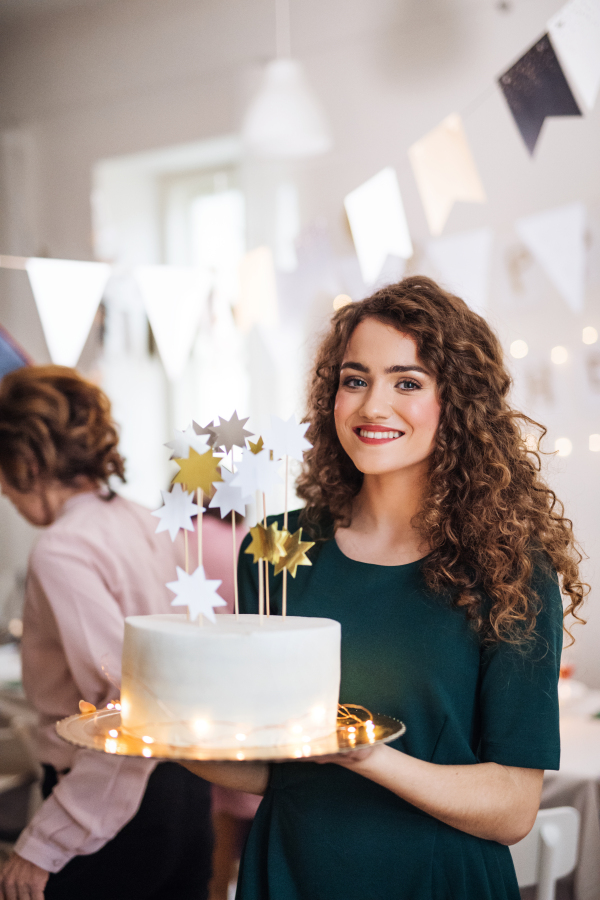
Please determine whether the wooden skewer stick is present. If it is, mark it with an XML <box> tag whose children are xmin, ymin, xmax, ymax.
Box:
<box><xmin>231</xmin><ymin>452</ymin><xmax>239</xmax><ymax>620</ymax></box>
<box><xmin>263</xmin><ymin>492</ymin><xmax>270</xmax><ymax>617</ymax></box>
<box><xmin>282</xmin><ymin>454</ymin><xmax>289</xmax><ymax>617</ymax></box>
<box><xmin>183</xmin><ymin>482</ymin><xmax>190</xmax><ymax>622</ymax></box>
<box><xmin>197</xmin><ymin>487</ymin><xmax>203</xmax><ymax>627</ymax></box>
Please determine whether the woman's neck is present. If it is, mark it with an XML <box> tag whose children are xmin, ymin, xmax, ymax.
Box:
<box><xmin>335</xmin><ymin>465</ymin><xmax>430</xmax><ymax>566</ymax></box>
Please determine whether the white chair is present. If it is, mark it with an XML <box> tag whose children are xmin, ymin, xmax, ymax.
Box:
<box><xmin>510</xmin><ymin>806</ymin><xmax>580</xmax><ymax>900</ymax></box>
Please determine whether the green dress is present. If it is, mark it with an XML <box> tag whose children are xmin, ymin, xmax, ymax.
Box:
<box><xmin>236</xmin><ymin>510</ymin><xmax>562</xmax><ymax>900</ymax></box>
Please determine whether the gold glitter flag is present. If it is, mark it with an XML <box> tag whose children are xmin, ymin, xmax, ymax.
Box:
<box><xmin>173</xmin><ymin>448</ymin><xmax>223</xmax><ymax>495</ymax></box>
<box><xmin>274</xmin><ymin>528</ymin><xmax>315</xmax><ymax>578</ymax></box>
<box><xmin>245</xmin><ymin>523</ymin><xmax>289</xmax><ymax>565</ymax></box>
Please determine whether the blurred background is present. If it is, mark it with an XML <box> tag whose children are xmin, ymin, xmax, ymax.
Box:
<box><xmin>0</xmin><ymin>0</ymin><xmax>598</xmax><ymax>693</ymax></box>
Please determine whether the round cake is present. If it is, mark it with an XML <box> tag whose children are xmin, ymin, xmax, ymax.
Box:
<box><xmin>120</xmin><ymin>614</ymin><xmax>341</xmax><ymax>748</ymax></box>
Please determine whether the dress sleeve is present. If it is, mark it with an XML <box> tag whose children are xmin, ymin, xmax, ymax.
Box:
<box><xmin>14</xmin><ymin>534</ymin><xmax>155</xmax><ymax>873</ymax></box>
<box><xmin>477</xmin><ymin>563</ymin><xmax>563</xmax><ymax>771</ymax></box>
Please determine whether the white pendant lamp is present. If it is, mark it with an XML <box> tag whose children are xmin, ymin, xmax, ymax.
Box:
<box><xmin>242</xmin><ymin>0</ymin><xmax>332</xmax><ymax>159</ymax></box>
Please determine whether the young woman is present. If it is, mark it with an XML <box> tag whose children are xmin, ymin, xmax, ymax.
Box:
<box><xmin>0</xmin><ymin>366</ymin><xmax>213</xmax><ymax>900</ymax></box>
<box><xmin>186</xmin><ymin>276</ymin><xmax>585</xmax><ymax>899</ymax></box>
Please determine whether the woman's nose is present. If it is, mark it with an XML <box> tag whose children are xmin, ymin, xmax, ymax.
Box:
<box><xmin>358</xmin><ymin>383</ymin><xmax>390</xmax><ymax>420</ymax></box>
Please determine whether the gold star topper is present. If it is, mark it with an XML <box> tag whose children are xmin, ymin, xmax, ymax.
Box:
<box><xmin>172</xmin><ymin>448</ymin><xmax>223</xmax><ymax>495</ymax></box>
<box><xmin>245</xmin><ymin>522</ymin><xmax>289</xmax><ymax>565</ymax></box>
<box><xmin>274</xmin><ymin>528</ymin><xmax>315</xmax><ymax>578</ymax></box>
<box><xmin>248</xmin><ymin>436</ymin><xmax>264</xmax><ymax>455</ymax></box>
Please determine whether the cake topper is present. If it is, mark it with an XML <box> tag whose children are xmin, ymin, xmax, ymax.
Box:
<box><xmin>274</xmin><ymin>528</ymin><xmax>314</xmax><ymax>578</ymax></box>
<box><xmin>231</xmin><ymin>447</ymin><xmax>281</xmax><ymax>496</ymax></box>
<box><xmin>209</xmin><ymin>467</ymin><xmax>252</xmax><ymax>519</ymax></box>
<box><xmin>248</xmin><ymin>436</ymin><xmax>265</xmax><ymax>455</ymax></box>
<box><xmin>167</xmin><ymin>565</ymin><xmax>227</xmax><ymax>624</ymax></box>
<box><xmin>192</xmin><ymin>419</ymin><xmax>218</xmax><ymax>447</ymax></box>
<box><xmin>263</xmin><ymin>415</ymin><xmax>312</xmax><ymax>462</ymax></box>
<box><xmin>173</xmin><ymin>448</ymin><xmax>223</xmax><ymax>495</ymax></box>
<box><xmin>210</xmin><ymin>411</ymin><xmax>253</xmax><ymax>455</ymax></box>
<box><xmin>245</xmin><ymin>522</ymin><xmax>288</xmax><ymax>566</ymax></box>
<box><xmin>152</xmin><ymin>483</ymin><xmax>200</xmax><ymax>541</ymax></box>
<box><xmin>165</xmin><ymin>424</ymin><xmax>210</xmax><ymax>460</ymax></box>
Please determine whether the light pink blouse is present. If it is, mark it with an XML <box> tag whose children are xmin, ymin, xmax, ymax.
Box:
<box><xmin>15</xmin><ymin>491</ymin><xmax>186</xmax><ymax>873</ymax></box>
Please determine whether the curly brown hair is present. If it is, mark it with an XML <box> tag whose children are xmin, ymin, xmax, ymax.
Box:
<box><xmin>0</xmin><ymin>365</ymin><xmax>125</xmax><ymax>492</ymax></box>
<box><xmin>297</xmin><ymin>276</ymin><xmax>586</xmax><ymax>645</ymax></box>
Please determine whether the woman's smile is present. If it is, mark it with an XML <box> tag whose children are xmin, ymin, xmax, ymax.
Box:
<box><xmin>354</xmin><ymin>425</ymin><xmax>405</xmax><ymax>444</ymax></box>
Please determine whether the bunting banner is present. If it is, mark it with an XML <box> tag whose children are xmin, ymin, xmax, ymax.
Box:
<box><xmin>0</xmin><ymin>324</ymin><xmax>30</xmax><ymax>378</ymax></box>
<box><xmin>134</xmin><ymin>265</ymin><xmax>212</xmax><ymax>381</ymax></box>
<box><xmin>515</xmin><ymin>202</ymin><xmax>586</xmax><ymax>313</ymax></box>
<box><xmin>235</xmin><ymin>246</ymin><xmax>279</xmax><ymax>333</ymax></box>
<box><xmin>498</xmin><ymin>34</ymin><xmax>582</xmax><ymax>155</ymax></box>
<box><xmin>548</xmin><ymin>0</ymin><xmax>600</xmax><ymax>112</ymax></box>
<box><xmin>344</xmin><ymin>167</ymin><xmax>413</xmax><ymax>285</ymax></box>
<box><xmin>426</xmin><ymin>228</ymin><xmax>493</xmax><ymax>317</ymax></box>
<box><xmin>26</xmin><ymin>258</ymin><xmax>111</xmax><ymax>367</ymax></box>
<box><xmin>408</xmin><ymin>114</ymin><xmax>486</xmax><ymax>238</ymax></box>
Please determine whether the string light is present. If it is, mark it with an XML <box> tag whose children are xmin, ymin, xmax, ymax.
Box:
<box><xmin>510</xmin><ymin>339</ymin><xmax>528</xmax><ymax>359</ymax></box>
<box><xmin>236</xmin><ymin>751</ymin><xmax>246</xmax><ymax>760</ymax></box>
<box><xmin>105</xmin><ymin>739</ymin><xmax>117</xmax><ymax>754</ymax></box>
<box><xmin>555</xmin><ymin>437</ymin><xmax>572</xmax><ymax>457</ymax></box>
<box><xmin>108</xmin><ymin>729</ymin><xmax>119</xmax><ymax>738</ymax></box>
<box><xmin>589</xmin><ymin>435</ymin><xmax>600</xmax><ymax>452</ymax></box>
<box><xmin>583</xmin><ymin>327</ymin><xmax>598</xmax><ymax>345</ymax></box>
<box><xmin>142</xmin><ymin>747</ymin><xmax>152</xmax><ymax>758</ymax></box>
<box><xmin>142</xmin><ymin>735</ymin><xmax>154</xmax><ymax>744</ymax></box>
<box><xmin>235</xmin><ymin>733</ymin><xmax>247</xmax><ymax>742</ymax></box>
<box><xmin>551</xmin><ymin>346</ymin><xmax>568</xmax><ymax>365</ymax></box>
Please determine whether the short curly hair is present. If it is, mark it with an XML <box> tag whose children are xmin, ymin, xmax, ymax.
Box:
<box><xmin>0</xmin><ymin>365</ymin><xmax>125</xmax><ymax>491</ymax></box>
<box><xmin>297</xmin><ymin>276</ymin><xmax>586</xmax><ymax>645</ymax></box>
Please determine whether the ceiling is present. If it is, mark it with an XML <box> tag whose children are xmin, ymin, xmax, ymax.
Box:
<box><xmin>0</xmin><ymin>0</ymin><xmax>102</xmax><ymax>20</ymax></box>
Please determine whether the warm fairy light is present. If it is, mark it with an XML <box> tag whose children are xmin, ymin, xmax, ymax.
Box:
<box><xmin>523</xmin><ymin>434</ymin><xmax>537</xmax><ymax>451</ymax></box>
<box><xmin>365</xmin><ymin>720</ymin><xmax>375</xmax><ymax>733</ymax></box>
<box><xmin>114</xmin><ymin>702</ymin><xmax>121</xmax><ymax>711</ymax></box>
<box><xmin>236</xmin><ymin>751</ymin><xmax>245</xmax><ymax>761</ymax></box>
<box><xmin>510</xmin><ymin>339</ymin><xmax>528</xmax><ymax>359</ymax></box>
<box><xmin>106</xmin><ymin>702</ymin><xmax>114</xmax><ymax>710</ymax></box>
<box><xmin>589</xmin><ymin>434</ymin><xmax>600</xmax><ymax>452</ymax></box>
<box><xmin>192</xmin><ymin>719</ymin><xmax>210</xmax><ymax>737</ymax></box>
<box><xmin>302</xmin><ymin>744</ymin><xmax>312</xmax><ymax>756</ymax></box>
<box><xmin>347</xmin><ymin>726</ymin><xmax>356</xmax><ymax>734</ymax></box>
<box><xmin>333</xmin><ymin>294</ymin><xmax>353</xmax><ymax>311</ymax></box>
<box><xmin>236</xmin><ymin>733</ymin><xmax>247</xmax><ymax>742</ymax></box>
<box><xmin>108</xmin><ymin>729</ymin><xmax>118</xmax><ymax>738</ymax></box>
<box><xmin>294</xmin><ymin>749</ymin><xmax>303</xmax><ymax>758</ymax></box>
<box><xmin>291</xmin><ymin>724</ymin><xmax>303</xmax><ymax>734</ymax></box>
<box><xmin>105</xmin><ymin>739</ymin><xmax>117</xmax><ymax>754</ymax></box>
<box><xmin>142</xmin><ymin>735</ymin><xmax>154</xmax><ymax>744</ymax></box>
<box><xmin>555</xmin><ymin>437</ymin><xmax>572</xmax><ymax>457</ymax></box>
<box><xmin>142</xmin><ymin>747</ymin><xmax>152</xmax><ymax>758</ymax></box>
<box><xmin>368</xmin><ymin>732</ymin><xmax>375</xmax><ymax>744</ymax></box>
<box><xmin>551</xmin><ymin>346</ymin><xmax>568</xmax><ymax>365</ymax></box>
<box><xmin>583</xmin><ymin>326</ymin><xmax>598</xmax><ymax>345</ymax></box>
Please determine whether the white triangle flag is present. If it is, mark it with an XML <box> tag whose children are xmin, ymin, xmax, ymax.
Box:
<box><xmin>344</xmin><ymin>167</ymin><xmax>413</xmax><ymax>285</ymax></box>
<box><xmin>134</xmin><ymin>265</ymin><xmax>212</xmax><ymax>381</ymax></box>
<box><xmin>515</xmin><ymin>203</ymin><xmax>586</xmax><ymax>313</ymax></box>
<box><xmin>26</xmin><ymin>258</ymin><xmax>111</xmax><ymax>367</ymax></box>
<box><xmin>426</xmin><ymin>228</ymin><xmax>493</xmax><ymax>317</ymax></box>
<box><xmin>408</xmin><ymin>114</ymin><xmax>486</xmax><ymax>237</ymax></box>
<box><xmin>548</xmin><ymin>0</ymin><xmax>600</xmax><ymax>112</ymax></box>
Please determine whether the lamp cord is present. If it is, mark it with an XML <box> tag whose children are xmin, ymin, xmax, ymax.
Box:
<box><xmin>276</xmin><ymin>0</ymin><xmax>291</xmax><ymax>58</ymax></box>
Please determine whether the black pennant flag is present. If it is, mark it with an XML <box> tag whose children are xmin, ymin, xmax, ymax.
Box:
<box><xmin>498</xmin><ymin>34</ymin><xmax>582</xmax><ymax>155</ymax></box>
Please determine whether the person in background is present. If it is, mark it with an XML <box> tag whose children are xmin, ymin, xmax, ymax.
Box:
<box><xmin>0</xmin><ymin>366</ymin><xmax>213</xmax><ymax>900</ymax></box>
<box><xmin>202</xmin><ymin>506</ymin><xmax>260</xmax><ymax>900</ymax></box>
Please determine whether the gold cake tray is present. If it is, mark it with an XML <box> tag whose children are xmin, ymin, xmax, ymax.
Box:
<box><xmin>56</xmin><ymin>707</ymin><xmax>406</xmax><ymax>762</ymax></box>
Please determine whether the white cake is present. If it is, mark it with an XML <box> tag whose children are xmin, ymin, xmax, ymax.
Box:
<box><xmin>120</xmin><ymin>614</ymin><xmax>341</xmax><ymax>748</ymax></box>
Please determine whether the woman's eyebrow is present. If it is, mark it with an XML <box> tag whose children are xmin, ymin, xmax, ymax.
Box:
<box><xmin>340</xmin><ymin>361</ymin><xmax>430</xmax><ymax>375</ymax></box>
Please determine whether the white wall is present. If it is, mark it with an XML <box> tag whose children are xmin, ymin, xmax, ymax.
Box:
<box><xmin>0</xmin><ymin>0</ymin><xmax>599</xmax><ymax>679</ymax></box>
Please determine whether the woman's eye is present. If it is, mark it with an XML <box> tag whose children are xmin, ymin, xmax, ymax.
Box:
<box><xmin>398</xmin><ymin>379</ymin><xmax>420</xmax><ymax>391</ymax></box>
<box><xmin>343</xmin><ymin>377</ymin><xmax>367</xmax><ymax>388</ymax></box>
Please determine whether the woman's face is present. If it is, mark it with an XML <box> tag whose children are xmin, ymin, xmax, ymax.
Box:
<box><xmin>334</xmin><ymin>318</ymin><xmax>441</xmax><ymax>478</ymax></box>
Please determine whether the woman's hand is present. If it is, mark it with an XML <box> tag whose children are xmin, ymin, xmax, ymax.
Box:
<box><xmin>311</xmin><ymin>747</ymin><xmax>377</xmax><ymax>765</ymax></box>
<box><xmin>0</xmin><ymin>852</ymin><xmax>49</xmax><ymax>900</ymax></box>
